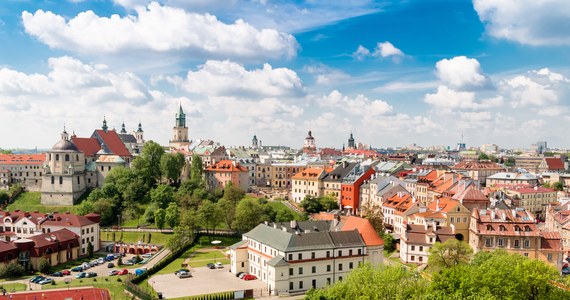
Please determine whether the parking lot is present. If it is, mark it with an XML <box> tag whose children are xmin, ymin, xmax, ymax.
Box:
<box><xmin>150</xmin><ymin>266</ymin><xmax>266</xmax><ymax>299</ymax></box>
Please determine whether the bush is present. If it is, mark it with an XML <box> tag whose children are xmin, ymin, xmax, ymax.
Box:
<box><xmin>38</xmin><ymin>257</ymin><xmax>51</xmax><ymax>274</ymax></box>
<box><xmin>117</xmin><ymin>257</ymin><xmax>123</xmax><ymax>266</ymax></box>
<box><xmin>117</xmin><ymin>277</ymin><xmax>122</xmax><ymax>282</ymax></box>
<box><xmin>6</xmin><ymin>262</ymin><xmax>25</xmax><ymax>277</ymax></box>
<box><xmin>0</xmin><ymin>263</ymin><xmax>7</xmax><ymax>277</ymax></box>
<box><xmin>51</xmin><ymin>280</ymin><xmax>56</xmax><ymax>285</ymax></box>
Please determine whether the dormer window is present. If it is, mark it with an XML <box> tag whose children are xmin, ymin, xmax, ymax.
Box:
<box><xmin>499</xmin><ymin>225</ymin><xmax>506</xmax><ymax>232</ymax></box>
<box><xmin>525</xmin><ymin>226</ymin><xmax>531</xmax><ymax>232</ymax></box>
<box><xmin>514</xmin><ymin>226</ymin><xmax>520</xmax><ymax>232</ymax></box>
<box><xmin>486</xmin><ymin>225</ymin><xmax>493</xmax><ymax>231</ymax></box>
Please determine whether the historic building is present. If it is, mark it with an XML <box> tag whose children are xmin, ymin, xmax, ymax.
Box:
<box><xmin>302</xmin><ymin>130</ymin><xmax>316</xmax><ymax>153</ymax></box>
<box><xmin>205</xmin><ymin>160</ymin><xmax>249</xmax><ymax>191</ymax></box>
<box><xmin>170</xmin><ymin>105</ymin><xmax>190</xmax><ymax>149</ymax></box>
<box><xmin>0</xmin><ymin>154</ymin><xmax>45</xmax><ymax>191</ymax></box>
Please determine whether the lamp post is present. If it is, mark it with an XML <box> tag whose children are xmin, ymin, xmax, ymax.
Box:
<box><xmin>211</xmin><ymin>240</ymin><xmax>221</xmax><ymax>265</ymax></box>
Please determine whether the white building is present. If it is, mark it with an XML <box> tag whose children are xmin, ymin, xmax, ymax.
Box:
<box><xmin>229</xmin><ymin>218</ymin><xmax>383</xmax><ymax>295</ymax></box>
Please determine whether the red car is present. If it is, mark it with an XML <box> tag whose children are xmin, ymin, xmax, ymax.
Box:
<box><xmin>243</xmin><ymin>274</ymin><xmax>256</xmax><ymax>281</ymax></box>
<box><xmin>62</xmin><ymin>270</ymin><xmax>71</xmax><ymax>276</ymax></box>
<box><xmin>118</xmin><ymin>269</ymin><xmax>129</xmax><ymax>275</ymax></box>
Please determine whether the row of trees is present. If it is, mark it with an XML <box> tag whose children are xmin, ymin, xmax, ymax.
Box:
<box><xmin>300</xmin><ymin>195</ymin><xmax>339</xmax><ymax>214</ymax></box>
<box><xmin>306</xmin><ymin>240</ymin><xmax>570</xmax><ymax>299</ymax></box>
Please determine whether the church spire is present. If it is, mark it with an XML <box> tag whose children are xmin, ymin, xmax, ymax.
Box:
<box><xmin>61</xmin><ymin>124</ymin><xmax>69</xmax><ymax>141</ymax></box>
<box><xmin>176</xmin><ymin>105</ymin><xmax>186</xmax><ymax>128</ymax></box>
<box><xmin>102</xmin><ymin>116</ymin><xmax>108</xmax><ymax>132</ymax></box>
<box><xmin>120</xmin><ymin>121</ymin><xmax>127</xmax><ymax>134</ymax></box>
<box><xmin>137</xmin><ymin>121</ymin><xmax>143</xmax><ymax>133</ymax></box>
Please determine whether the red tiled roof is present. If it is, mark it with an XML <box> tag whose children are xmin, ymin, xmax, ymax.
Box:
<box><xmin>0</xmin><ymin>210</ymin><xmax>47</xmax><ymax>224</ymax></box>
<box><xmin>28</xmin><ymin>228</ymin><xmax>79</xmax><ymax>249</ymax></box>
<box><xmin>0</xmin><ymin>154</ymin><xmax>45</xmax><ymax>165</ymax></box>
<box><xmin>92</xmin><ymin>130</ymin><xmax>132</xmax><ymax>157</ymax></box>
<box><xmin>506</xmin><ymin>186</ymin><xmax>556</xmax><ymax>194</ymax></box>
<box><xmin>540</xmin><ymin>232</ymin><xmax>562</xmax><ymax>251</ymax></box>
<box><xmin>206</xmin><ymin>160</ymin><xmax>248</xmax><ymax>172</ymax></box>
<box><xmin>545</xmin><ymin>158</ymin><xmax>565</xmax><ymax>170</ymax></box>
<box><xmin>71</xmin><ymin>137</ymin><xmax>101</xmax><ymax>157</ymax></box>
<box><xmin>341</xmin><ymin>216</ymin><xmax>384</xmax><ymax>246</ymax></box>
<box><xmin>453</xmin><ymin>160</ymin><xmax>505</xmax><ymax>170</ymax></box>
<box><xmin>0</xmin><ymin>241</ymin><xmax>17</xmax><ymax>252</ymax></box>
<box><xmin>292</xmin><ymin>168</ymin><xmax>324</xmax><ymax>180</ymax></box>
<box><xmin>41</xmin><ymin>212</ymin><xmax>96</xmax><ymax>227</ymax></box>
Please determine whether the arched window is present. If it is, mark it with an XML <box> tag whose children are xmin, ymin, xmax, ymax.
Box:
<box><xmin>55</xmin><ymin>154</ymin><xmax>59</xmax><ymax>161</ymax></box>
<box><xmin>65</xmin><ymin>154</ymin><xmax>70</xmax><ymax>161</ymax></box>
<box><xmin>76</xmin><ymin>155</ymin><xmax>79</xmax><ymax>161</ymax></box>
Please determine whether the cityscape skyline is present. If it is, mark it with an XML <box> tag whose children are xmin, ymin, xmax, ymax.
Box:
<box><xmin>1</xmin><ymin>0</ymin><xmax>570</xmax><ymax>149</ymax></box>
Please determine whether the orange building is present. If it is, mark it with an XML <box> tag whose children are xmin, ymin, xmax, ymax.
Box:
<box><xmin>341</xmin><ymin>165</ymin><xmax>376</xmax><ymax>214</ymax></box>
<box><xmin>205</xmin><ymin>160</ymin><xmax>249</xmax><ymax>192</ymax></box>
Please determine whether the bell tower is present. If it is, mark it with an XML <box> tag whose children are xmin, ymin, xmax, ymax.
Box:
<box><xmin>169</xmin><ymin>105</ymin><xmax>190</xmax><ymax>149</ymax></box>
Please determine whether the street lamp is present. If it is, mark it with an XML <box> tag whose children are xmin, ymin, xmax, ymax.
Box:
<box><xmin>211</xmin><ymin>240</ymin><xmax>221</xmax><ymax>265</ymax></box>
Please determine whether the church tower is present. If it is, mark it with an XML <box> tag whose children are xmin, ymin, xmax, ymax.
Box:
<box><xmin>134</xmin><ymin>121</ymin><xmax>145</xmax><ymax>144</ymax></box>
<box><xmin>120</xmin><ymin>122</ymin><xmax>127</xmax><ymax>134</ymax></box>
<box><xmin>348</xmin><ymin>132</ymin><xmax>355</xmax><ymax>149</ymax></box>
<box><xmin>102</xmin><ymin>116</ymin><xmax>108</xmax><ymax>132</ymax></box>
<box><xmin>169</xmin><ymin>105</ymin><xmax>190</xmax><ymax>149</ymax></box>
<box><xmin>252</xmin><ymin>134</ymin><xmax>259</xmax><ymax>149</ymax></box>
<box><xmin>303</xmin><ymin>130</ymin><xmax>317</xmax><ymax>153</ymax></box>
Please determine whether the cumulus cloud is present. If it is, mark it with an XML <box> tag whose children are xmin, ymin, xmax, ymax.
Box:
<box><xmin>304</xmin><ymin>64</ymin><xmax>350</xmax><ymax>85</ymax></box>
<box><xmin>504</xmin><ymin>75</ymin><xmax>558</xmax><ymax>108</ymax></box>
<box><xmin>166</xmin><ymin>60</ymin><xmax>304</xmax><ymax>98</ymax></box>
<box><xmin>435</xmin><ymin>56</ymin><xmax>489</xmax><ymax>90</ymax></box>
<box><xmin>22</xmin><ymin>2</ymin><xmax>298</xmax><ymax>61</ymax></box>
<box><xmin>372</xmin><ymin>41</ymin><xmax>404</xmax><ymax>58</ymax></box>
<box><xmin>473</xmin><ymin>0</ymin><xmax>570</xmax><ymax>46</ymax></box>
<box><xmin>424</xmin><ymin>86</ymin><xmax>476</xmax><ymax>110</ymax></box>
<box><xmin>352</xmin><ymin>41</ymin><xmax>404</xmax><ymax>62</ymax></box>
<box><xmin>319</xmin><ymin>90</ymin><xmax>393</xmax><ymax>116</ymax></box>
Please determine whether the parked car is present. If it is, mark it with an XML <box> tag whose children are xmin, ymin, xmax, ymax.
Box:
<box><xmin>215</xmin><ymin>262</ymin><xmax>223</xmax><ymax>268</ymax></box>
<box><xmin>97</xmin><ymin>258</ymin><xmax>105</xmax><ymax>264</ymax></box>
<box><xmin>109</xmin><ymin>270</ymin><xmax>119</xmax><ymax>276</ymax></box>
<box><xmin>38</xmin><ymin>278</ymin><xmax>53</xmax><ymax>285</ymax></box>
<box><xmin>51</xmin><ymin>271</ymin><xmax>63</xmax><ymax>277</ymax></box>
<box><xmin>76</xmin><ymin>272</ymin><xmax>87</xmax><ymax>279</ymax></box>
<box><xmin>71</xmin><ymin>266</ymin><xmax>83</xmax><ymax>272</ymax></box>
<box><xmin>81</xmin><ymin>263</ymin><xmax>90</xmax><ymax>270</ymax></box>
<box><xmin>117</xmin><ymin>269</ymin><xmax>129</xmax><ymax>275</ymax></box>
<box><xmin>238</xmin><ymin>273</ymin><xmax>246</xmax><ymax>279</ymax></box>
<box><xmin>30</xmin><ymin>276</ymin><xmax>44</xmax><ymax>283</ymax></box>
<box><xmin>105</xmin><ymin>254</ymin><xmax>116</xmax><ymax>261</ymax></box>
<box><xmin>107</xmin><ymin>262</ymin><xmax>115</xmax><ymax>268</ymax></box>
<box><xmin>87</xmin><ymin>272</ymin><xmax>98</xmax><ymax>278</ymax></box>
<box><xmin>142</xmin><ymin>253</ymin><xmax>152</xmax><ymax>259</ymax></box>
<box><xmin>134</xmin><ymin>268</ymin><xmax>146</xmax><ymax>276</ymax></box>
<box><xmin>123</xmin><ymin>259</ymin><xmax>134</xmax><ymax>266</ymax></box>
<box><xmin>243</xmin><ymin>274</ymin><xmax>256</xmax><ymax>281</ymax></box>
<box><xmin>235</xmin><ymin>272</ymin><xmax>244</xmax><ymax>278</ymax></box>
<box><xmin>62</xmin><ymin>270</ymin><xmax>71</xmax><ymax>276</ymax></box>
<box><xmin>174</xmin><ymin>268</ymin><xmax>190</xmax><ymax>275</ymax></box>
<box><xmin>178</xmin><ymin>271</ymin><xmax>192</xmax><ymax>278</ymax></box>
<box><xmin>206</xmin><ymin>263</ymin><xmax>216</xmax><ymax>269</ymax></box>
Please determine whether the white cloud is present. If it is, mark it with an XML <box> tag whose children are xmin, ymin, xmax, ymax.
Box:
<box><xmin>537</xmin><ymin>106</ymin><xmax>568</xmax><ymax>117</ymax></box>
<box><xmin>504</xmin><ymin>75</ymin><xmax>558</xmax><ymax>107</ymax></box>
<box><xmin>476</xmin><ymin>95</ymin><xmax>504</xmax><ymax>109</ymax></box>
<box><xmin>167</xmin><ymin>60</ymin><xmax>304</xmax><ymax>98</ymax></box>
<box><xmin>22</xmin><ymin>2</ymin><xmax>298</xmax><ymax>61</ymax></box>
<box><xmin>304</xmin><ymin>64</ymin><xmax>350</xmax><ymax>85</ymax></box>
<box><xmin>372</xmin><ymin>41</ymin><xmax>404</xmax><ymax>58</ymax></box>
<box><xmin>374</xmin><ymin>81</ymin><xmax>437</xmax><ymax>93</ymax></box>
<box><xmin>435</xmin><ymin>56</ymin><xmax>489</xmax><ymax>90</ymax></box>
<box><xmin>424</xmin><ymin>86</ymin><xmax>476</xmax><ymax>110</ymax></box>
<box><xmin>319</xmin><ymin>90</ymin><xmax>393</xmax><ymax>116</ymax></box>
<box><xmin>353</xmin><ymin>45</ymin><xmax>370</xmax><ymax>61</ymax></box>
<box><xmin>473</xmin><ymin>0</ymin><xmax>570</xmax><ymax>46</ymax></box>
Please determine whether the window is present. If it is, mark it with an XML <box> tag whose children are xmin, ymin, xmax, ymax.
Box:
<box><xmin>298</xmin><ymin>253</ymin><xmax>302</xmax><ymax>260</ymax></box>
<box><xmin>450</xmin><ymin>217</ymin><xmax>454</xmax><ymax>223</ymax></box>
<box><xmin>298</xmin><ymin>267</ymin><xmax>303</xmax><ymax>275</ymax></box>
<box><xmin>289</xmin><ymin>268</ymin><xmax>293</xmax><ymax>276</ymax></box>
<box><xmin>288</xmin><ymin>254</ymin><xmax>293</xmax><ymax>260</ymax></box>
<box><xmin>327</xmin><ymin>278</ymin><xmax>331</xmax><ymax>285</ymax></box>
<box><xmin>65</xmin><ymin>154</ymin><xmax>70</xmax><ymax>161</ymax></box>
<box><xmin>419</xmin><ymin>256</ymin><xmax>423</xmax><ymax>262</ymax></box>
<box><xmin>326</xmin><ymin>251</ymin><xmax>330</xmax><ymax>258</ymax></box>
<box><xmin>411</xmin><ymin>245</ymin><xmax>415</xmax><ymax>251</ymax></box>
<box><xmin>312</xmin><ymin>266</ymin><xmax>316</xmax><ymax>273</ymax></box>
<box><xmin>59</xmin><ymin>176</ymin><xmax>63</xmax><ymax>184</ymax></box>
<box><xmin>514</xmin><ymin>239</ymin><xmax>520</xmax><ymax>248</ymax></box>
<box><xmin>419</xmin><ymin>246</ymin><xmax>423</xmax><ymax>252</ymax></box>
<box><xmin>311</xmin><ymin>252</ymin><xmax>315</xmax><ymax>259</ymax></box>
<box><xmin>51</xmin><ymin>177</ymin><xmax>54</xmax><ymax>184</ymax></box>
<box><xmin>338</xmin><ymin>250</ymin><xmax>342</xmax><ymax>257</ymax></box>
<box><xmin>349</xmin><ymin>262</ymin><xmax>353</xmax><ymax>269</ymax></box>
<box><xmin>485</xmin><ymin>238</ymin><xmax>493</xmax><ymax>247</ymax></box>
<box><xmin>358</xmin><ymin>249</ymin><xmax>362</xmax><ymax>255</ymax></box>
<box><xmin>524</xmin><ymin>253</ymin><xmax>529</xmax><ymax>257</ymax></box>
<box><xmin>339</xmin><ymin>276</ymin><xmax>343</xmax><ymax>281</ymax></box>
<box><xmin>524</xmin><ymin>239</ymin><xmax>530</xmax><ymax>248</ymax></box>
<box><xmin>289</xmin><ymin>282</ymin><xmax>293</xmax><ymax>290</ymax></box>
<box><xmin>349</xmin><ymin>249</ymin><xmax>353</xmax><ymax>256</ymax></box>
<box><xmin>338</xmin><ymin>263</ymin><xmax>343</xmax><ymax>271</ymax></box>
<box><xmin>498</xmin><ymin>238</ymin><xmax>504</xmax><ymax>247</ymax></box>
<box><xmin>299</xmin><ymin>281</ymin><xmax>303</xmax><ymax>289</ymax></box>
<box><xmin>463</xmin><ymin>217</ymin><xmax>467</xmax><ymax>223</ymax></box>
<box><xmin>499</xmin><ymin>225</ymin><xmax>506</xmax><ymax>232</ymax></box>
<box><xmin>327</xmin><ymin>265</ymin><xmax>331</xmax><ymax>272</ymax></box>
<box><xmin>411</xmin><ymin>255</ymin><xmax>415</xmax><ymax>261</ymax></box>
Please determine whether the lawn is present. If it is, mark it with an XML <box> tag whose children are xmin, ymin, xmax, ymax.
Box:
<box><xmin>6</xmin><ymin>192</ymin><xmax>77</xmax><ymax>213</ymax></box>
<box><xmin>100</xmin><ymin>231</ymin><xmax>173</xmax><ymax>245</ymax></box>
<box><xmin>266</xmin><ymin>199</ymin><xmax>305</xmax><ymax>221</ymax></box>
<box><xmin>0</xmin><ymin>282</ymin><xmax>27</xmax><ymax>293</ymax></box>
<box><xmin>41</xmin><ymin>276</ymin><xmax>130</xmax><ymax>299</ymax></box>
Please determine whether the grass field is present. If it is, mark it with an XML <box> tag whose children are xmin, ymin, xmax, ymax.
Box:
<box><xmin>7</xmin><ymin>192</ymin><xmax>77</xmax><ymax>213</ymax></box>
<box><xmin>0</xmin><ymin>282</ymin><xmax>27</xmax><ymax>293</ymax></box>
<box><xmin>100</xmin><ymin>231</ymin><xmax>173</xmax><ymax>245</ymax></box>
<box><xmin>41</xmin><ymin>276</ymin><xmax>130</xmax><ymax>299</ymax></box>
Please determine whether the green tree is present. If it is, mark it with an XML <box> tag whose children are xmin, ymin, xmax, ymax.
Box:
<box><xmin>300</xmin><ymin>195</ymin><xmax>323</xmax><ymax>214</ymax></box>
<box><xmin>0</xmin><ymin>190</ymin><xmax>9</xmax><ymax>205</ymax></box>
<box><xmin>0</xmin><ymin>149</ymin><xmax>12</xmax><ymax>154</ymax></box>
<box><xmin>382</xmin><ymin>233</ymin><xmax>395</xmax><ymax>252</ymax></box>
<box><xmin>167</xmin><ymin>209</ymin><xmax>198</xmax><ymax>250</ymax></box>
<box><xmin>553</xmin><ymin>182</ymin><xmax>564</xmax><ymax>191</ymax></box>
<box><xmin>132</xmin><ymin>140</ymin><xmax>165</xmax><ymax>187</ymax></box>
<box><xmin>275</xmin><ymin>209</ymin><xmax>295</xmax><ymax>222</ymax></box>
<box><xmin>8</xmin><ymin>183</ymin><xmax>23</xmax><ymax>198</ymax></box>
<box><xmin>320</xmin><ymin>195</ymin><xmax>340</xmax><ymax>211</ymax></box>
<box><xmin>190</xmin><ymin>154</ymin><xmax>203</xmax><ymax>182</ymax></box>
<box><xmin>198</xmin><ymin>200</ymin><xmax>223</xmax><ymax>233</ymax></box>
<box><xmin>37</xmin><ymin>257</ymin><xmax>51</xmax><ymax>274</ymax></box>
<box><xmin>160</xmin><ymin>152</ymin><xmax>185</xmax><ymax>183</ymax></box>
<box><xmin>505</xmin><ymin>157</ymin><xmax>516</xmax><ymax>167</ymax></box>
<box><xmin>233</xmin><ymin>198</ymin><xmax>264</xmax><ymax>231</ymax></box>
<box><xmin>478</xmin><ymin>152</ymin><xmax>490</xmax><ymax>160</ymax></box>
<box><xmin>6</xmin><ymin>261</ymin><xmax>25</xmax><ymax>277</ymax></box>
<box><xmin>92</xmin><ymin>198</ymin><xmax>116</xmax><ymax>226</ymax></box>
<box><xmin>87</xmin><ymin>241</ymin><xmax>94</xmax><ymax>258</ymax></box>
<box><xmin>154</xmin><ymin>208</ymin><xmax>166</xmax><ymax>231</ymax></box>
<box><xmin>216</xmin><ymin>183</ymin><xmax>245</xmax><ymax>229</ymax></box>
<box><xmin>165</xmin><ymin>201</ymin><xmax>180</xmax><ymax>228</ymax></box>
<box><xmin>428</xmin><ymin>239</ymin><xmax>473</xmax><ymax>270</ymax></box>
<box><xmin>361</xmin><ymin>203</ymin><xmax>384</xmax><ymax>234</ymax></box>
<box><xmin>150</xmin><ymin>184</ymin><xmax>175</xmax><ymax>209</ymax></box>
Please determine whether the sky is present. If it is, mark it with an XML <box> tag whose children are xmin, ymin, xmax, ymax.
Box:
<box><xmin>1</xmin><ymin>0</ymin><xmax>570</xmax><ymax>150</ymax></box>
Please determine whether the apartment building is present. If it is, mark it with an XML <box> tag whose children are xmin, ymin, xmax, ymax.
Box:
<box><xmin>452</xmin><ymin>161</ymin><xmax>505</xmax><ymax>186</ymax></box>
<box><xmin>0</xmin><ymin>154</ymin><xmax>45</xmax><ymax>191</ymax></box>
<box><xmin>229</xmin><ymin>219</ymin><xmax>383</xmax><ymax>295</ymax></box>
<box><xmin>291</xmin><ymin>168</ymin><xmax>327</xmax><ymax>203</ymax></box>
<box><xmin>486</xmin><ymin>172</ymin><xmax>539</xmax><ymax>187</ymax></box>
<box><xmin>399</xmin><ymin>222</ymin><xmax>456</xmax><ymax>264</ymax></box>
<box><xmin>503</xmin><ymin>186</ymin><xmax>557</xmax><ymax>219</ymax></box>
<box><xmin>205</xmin><ymin>160</ymin><xmax>249</xmax><ymax>191</ymax></box>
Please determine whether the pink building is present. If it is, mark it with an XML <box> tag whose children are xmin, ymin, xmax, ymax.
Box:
<box><xmin>206</xmin><ymin>160</ymin><xmax>249</xmax><ymax>191</ymax></box>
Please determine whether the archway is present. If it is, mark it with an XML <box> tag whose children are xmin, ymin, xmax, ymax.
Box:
<box><xmin>455</xmin><ymin>233</ymin><xmax>464</xmax><ymax>241</ymax></box>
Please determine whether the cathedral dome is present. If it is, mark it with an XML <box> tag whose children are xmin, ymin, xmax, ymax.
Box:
<box><xmin>51</xmin><ymin>139</ymin><xmax>79</xmax><ymax>152</ymax></box>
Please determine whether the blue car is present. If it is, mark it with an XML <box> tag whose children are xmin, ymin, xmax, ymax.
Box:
<box><xmin>30</xmin><ymin>275</ymin><xmax>44</xmax><ymax>283</ymax></box>
<box><xmin>76</xmin><ymin>272</ymin><xmax>87</xmax><ymax>279</ymax></box>
<box><xmin>71</xmin><ymin>266</ymin><xmax>83</xmax><ymax>272</ymax></box>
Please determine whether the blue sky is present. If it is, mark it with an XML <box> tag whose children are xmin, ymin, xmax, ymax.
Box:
<box><xmin>1</xmin><ymin>0</ymin><xmax>569</xmax><ymax>150</ymax></box>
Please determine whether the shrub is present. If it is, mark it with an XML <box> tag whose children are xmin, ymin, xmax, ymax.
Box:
<box><xmin>6</xmin><ymin>262</ymin><xmax>25</xmax><ymax>277</ymax></box>
<box><xmin>38</xmin><ymin>257</ymin><xmax>51</xmax><ymax>274</ymax></box>
<box><xmin>117</xmin><ymin>277</ymin><xmax>122</xmax><ymax>282</ymax></box>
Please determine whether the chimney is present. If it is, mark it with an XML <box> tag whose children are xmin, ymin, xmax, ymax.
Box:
<box><xmin>432</xmin><ymin>221</ymin><xmax>437</xmax><ymax>232</ymax></box>
<box><xmin>290</xmin><ymin>220</ymin><xmax>297</xmax><ymax>229</ymax></box>
<box><xmin>436</xmin><ymin>199</ymin><xmax>441</xmax><ymax>211</ymax></box>
<box><xmin>424</xmin><ymin>222</ymin><xmax>428</xmax><ymax>231</ymax></box>
<box><xmin>501</xmin><ymin>211</ymin><xmax>506</xmax><ymax>221</ymax></box>
<box><xmin>491</xmin><ymin>209</ymin><xmax>495</xmax><ymax>219</ymax></box>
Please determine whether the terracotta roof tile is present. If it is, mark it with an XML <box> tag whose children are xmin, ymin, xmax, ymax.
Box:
<box><xmin>206</xmin><ymin>160</ymin><xmax>248</xmax><ymax>172</ymax></box>
<box><xmin>70</xmin><ymin>137</ymin><xmax>101</xmax><ymax>157</ymax></box>
<box><xmin>0</xmin><ymin>154</ymin><xmax>45</xmax><ymax>166</ymax></box>
<box><xmin>545</xmin><ymin>158</ymin><xmax>565</xmax><ymax>170</ymax></box>
<box><xmin>341</xmin><ymin>216</ymin><xmax>384</xmax><ymax>246</ymax></box>
<box><xmin>92</xmin><ymin>130</ymin><xmax>132</xmax><ymax>157</ymax></box>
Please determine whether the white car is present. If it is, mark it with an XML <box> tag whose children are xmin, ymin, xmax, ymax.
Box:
<box><xmin>178</xmin><ymin>271</ymin><xmax>192</xmax><ymax>278</ymax></box>
<box><xmin>215</xmin><ymin>262</ymin><xmax>223</xmax><ymax>268</ymax></box>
